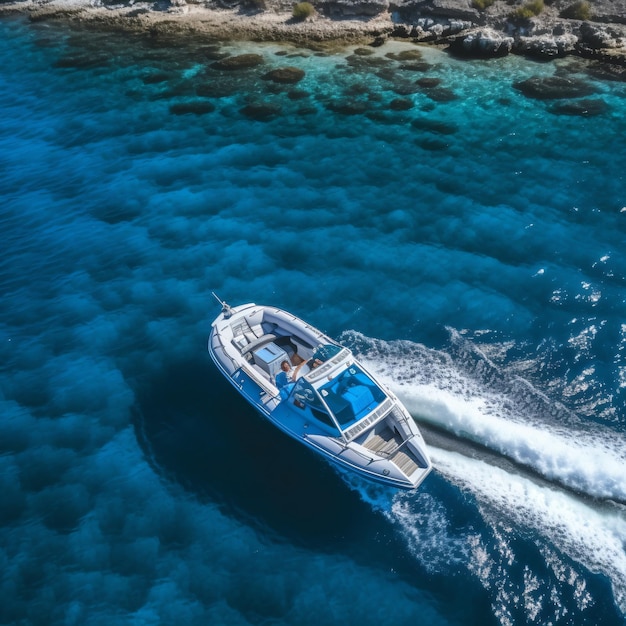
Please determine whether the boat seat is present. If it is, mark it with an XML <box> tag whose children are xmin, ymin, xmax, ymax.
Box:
<box><xmin>240</xmin><ymin>333</ymin><xmax>278</xmax><ymax>356</ymax></box>
<box><xmin>231</xmin><ymin>318</ymin><xmax>264</xmax><ymax>350</ymax></box>
<box><xmin>232</xmin><ymin>335</ymin><xmax>248</xmax><ymax>350</ymax></box>
<box><xmin>343</xmin><ymin>386</ymin><xmax>375</xmax><ymax>417</ymax></box>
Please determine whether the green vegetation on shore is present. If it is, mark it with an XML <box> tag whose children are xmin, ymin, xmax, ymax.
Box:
<box><xmin>472</xmin><ymin>0</ymin><xmax>495</xmax><ymax>11</ymax></box>
<box><xmin>510</xmin><ymin>0</ymin><xmax>544</xmax><ymax>19</ymax></box>
<box><xmin>292</xmin><ymin>1</ymin><xmax>315</xmax><ymax>19</ymax></box>
<box><xmin>560</xmin><ymin>0</ymin><xmax>591</xmax><ymax>20</ymax></box>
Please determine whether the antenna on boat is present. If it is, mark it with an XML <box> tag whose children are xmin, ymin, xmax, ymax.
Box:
<box><xmin>211</xmin><ymin>292</ymin><xmax>234</xmax><ymax>318</ymax></box>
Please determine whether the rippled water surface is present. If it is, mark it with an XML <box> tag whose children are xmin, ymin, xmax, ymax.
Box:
<box><xmin>1</xmin><ymin>15</ymin><xmax>626</xmax><ymax>626</ymax></box>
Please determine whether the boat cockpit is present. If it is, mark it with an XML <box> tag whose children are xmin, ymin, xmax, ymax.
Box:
<box><xmin>286</xmin><ymin>349</ymin><xmax>390</xmax><ymax>440</ymax></box>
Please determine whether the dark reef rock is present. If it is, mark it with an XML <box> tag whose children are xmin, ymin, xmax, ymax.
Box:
<box><xmin>195</xmin><ymin>82</ymin><xmax>239</xmax><ymax>98</ymax></box>
<box><xmin>424</xmin><ymin>86</ymin><xmax>457</xmax><ymax>101</ymax></box>
<box><xmin>142</xmin><ymin>72</ymin><xmax>172</xmax><ymax>84</ymax></box>
<box><xmin>199</xmin><ymin>45</ymin><xmax>230</xmax><ymax>61</ymax></box>
<box><xmin>416</xmin><ymin>77</ymin><xmax>442</xmax><ymax>88</ymax></box>
<box><xmin>585</xmin><ymin>62</ymin><xmax>626</xmax><ymax>82</ymax></box>
<box><xmin>365</xmin><ymin>111</ymin><xmax>398</xmax><ymax>123</ymax></box>
<box><xmin>385</xmin><ymin>49</ymin><xmax>422</xmax><ymax>61</ymax></box>
<box><xmin>416</xmin><ymin>137</ymin><xmax>450</xmax><ymax>151</ymax></box>
<box><xmin>240</xmin><ymin>102</ymin><xmax>282</xmax><ymax>120</ymax></box>
<box><xmin>391</xmin><ymin>81</ymin><xmax>421</xmax><ymax>95</ymax></box>
<box><xmin>389</xmin><ymin>97</ymin><xmax>414</xmax><ymax>110</ymax></box>
<box><xmin>449</xmin><ymin>28</ymin><xmax>514</xmax><ymax>58</ymax></box>
<box><xmin>53</xmin><ymin>52</ymin><xmax>111</xmax><ymax>69</ymax></box>
<box><xmin>325</xmin><ymin>99</ymin><xmax>369</xmax><ymax>114</ymax></box>
<box><xmin>288</xmin><ymin>89</ymin><xmax>310</xmax><ymax>100</ymax></box>
<box><xmin>411</xmin><ymin>117</ymin><xmax>458</xmax><ymax>134</ymax></box>
<box><xmin>211</xmin><ymin>53</ymin><xmax>264</xmax><ymax>71</ymax></box>
<box><xmin>398</xmin><ymin>61</ymin><xmax>431</xmax><ymax>72</ymax></box>
<box><xmin>548</xmin><ymin>98</ymin><xmax>609</xmax><ymax>116</ymax></box>
<box><xmin>346</xmin><ymin>54</ymin><xmax>391</xmax><ymax>69</ymax></box>
<box><xmin>262</xmin><ymin>67</ymin><xmax>306</xmax><ymax>83</ymax></box>
<box><xmin>513</xmin><ymin>75</ymin><xmax>598</xmax><ymax>99</ymax></box>
<box><xmin>169</xmin><ymin>100</ymin><xmax>216</xmax><ymax>115</ymax></box>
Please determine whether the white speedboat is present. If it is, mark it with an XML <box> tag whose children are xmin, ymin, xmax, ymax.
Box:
<box><xmin>208</xmin><ymin>296</ymin><xmax>432</xmax><ymax>490</ymax></box>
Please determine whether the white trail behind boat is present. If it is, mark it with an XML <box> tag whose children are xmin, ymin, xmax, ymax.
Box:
<box><xmin>340</xmin><ymin>330</ymin><xmax>626</xmax><ymax>621</ymax></box>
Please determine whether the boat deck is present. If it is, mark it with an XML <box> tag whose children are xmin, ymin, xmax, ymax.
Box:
<box><xmin>363</xmin><ymin>426</ymin><xmax>420</xmax><ymax>476</ymax></box>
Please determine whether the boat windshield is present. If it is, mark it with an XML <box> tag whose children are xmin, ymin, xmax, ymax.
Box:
<box><xmin>291</xmin><ymin>378</ymin><xmax>339</xmax><ymax>433</ymax></box>
<box><xmin>318</xmin><ymin>364</ymin><xmax>386</xmax><ymax>428</ymax></box>
<box><xmin>291</xmin><ymin>363</ymin><xmax>386</xmax><ymax>432</ymax></box>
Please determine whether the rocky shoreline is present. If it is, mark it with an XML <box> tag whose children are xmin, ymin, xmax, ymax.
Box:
<box><xmin>1</xmin><ymin>0</ymin><xmax>626</xmax><ymax>67</ymax></box>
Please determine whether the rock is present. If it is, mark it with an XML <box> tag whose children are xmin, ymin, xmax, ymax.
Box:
<box><xmin>585</xmin><ymin>62</ymin><xmax>626</xmax><ymax>83</ymax></box>
<box><xmin>447</xmin><ymin>19</ymin><xmax>471</xmax><ymax>35</ymax></box>
<box><xmin>346</xmin><ymin>54</ymin><xmax>391</xmax><ymax>69</ymax></box>
<box><xmin>325</xmin><ymin>99</ymin><xmax>369</xmax><ymax>114</ymax></box>
<box><xmin>398</xmin><ymin>61</ymin><xmax>431</xmax><ymax>71</ymax></box>
<box><xmin>169</xmin><ymin>100</ymin><xmax>216</xmax><ymax>115</ymax></box>
<box><xmin>344</xmin><ymin>82</ymin><xmax>373</xmax><ymax>96</ymax></box>
<box><xmin>411</xmin><ymin>117</ymin><xmax>458</xmax><ymax>134</ymax></box>
<box><xmin>392</xmin><ymin>24</ymin><xmax>413</xmax><ymax>38</ymax></box>
<box><xmin>449</xmin><ymin>28</ymin><xmax>514</xmax><ymax>57</ymax></box>
<box><xmin>579</xmin><ymin>22</ymin><xmax>623</xmax><ymax>49</ymax></box>
<box><xmin>385</xmin><ymin>48</ymin><xmax>422</xmax><ymax>61</ymax></box>
<box><xmin>416</xmin><ymin>76</ymin><xmax>442</xmax><ymax>87</ymax></box>
<box><xmin>319</xmin><ymin>0</ymin><xmax>389</xmax><ymax>17</ymax></box>
<box><xmin>196</xmin><ymin>82</ymin><xmax>238</xmax><ymax>98</ymax></box>
<box><xmin>513</xmin><ymin>75</ymin><xmax>598</xmax><ymax>99</ymax></box>
<box><xmin>425</xmin><ymin>86</ymin><xmax>457</xmax><ymax>101</ymax></box>
<box><xmin>416</xmin><ymin>137</ymin><xmax>450</xmax><ymax>151</ymax></box>
<box><xmin>392</xmin><ymin>81</ymin><xmax>421</xmax><ymax>95</ymax></box>
<box><xmin>376</xmin><ymin>67</ymin><xmax>399</xmax><ymax>81</ymax></box>
<box><xmin>414</xmin><ymin>18</ymin><xmax>473</xmax><ymax>41</ymax></box>
<box><xmin>240</xmin><ymin>102</ymin><xmax>281</xmax><ymax>120</ymax></box>
<box><xmin>433</xmin><ymin>0</ymin><xmax>479</xmax><ymax>19</ymax></box>
<box><xmin>168</xmin><ymin>0</ymin><xmax>187</xmax><ymax>13</ymax></box>
<box><xmin>296</xmin><ymin>106</ymin><xmax>317</xmax><ymax>116</ymax></box>
<box><xmin>199</xmin><ymin>45</ymin><xmax>230</xmax><ymax>61</ymax></box>
<box><xmin>389</xmin><ymin>97</ymin><xmax>414</xmax><ymax>109</ymax></box>
<box><xmin>287</xmin><ymin>89</ymin><xmax>310</xmax><ymax>99</ymax></box>
<box><xmin>53</xmin><ymin>52</ymin><xmax>110</xmax><ymax>69</ymax></box>
<box><xmin>142</xmin><ymin>72</ymin><xmax>172</xmax><ymax>84</ymax></box>
<box><xmin>549</xmin><ymin>98</ymin><xmax>609</xmax><ymax>116</ymax></box>
<box><xmin>366</xmin><ymin>110</ymin><xmax>410</xmax><ymax>124</ymax></box>
<box><xmin>211</xmin><ymin>53</ymin><xmax>264</xmax><ymax>71</ymax></box>
<box><xmin>516</xmin><ymin>33</ymin><xmax>578</xmax><ymax>58</ymax></box>
<box><xmin>262</xmin><ymin>67</ymin><xmax>306</xmax><ymax>83</ymax></box>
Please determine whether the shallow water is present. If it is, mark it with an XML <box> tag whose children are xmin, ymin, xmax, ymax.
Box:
<box><xmin>1</xmin><ymin>15</ymin><xmax>625</xmax><ymax>626</ymax></box>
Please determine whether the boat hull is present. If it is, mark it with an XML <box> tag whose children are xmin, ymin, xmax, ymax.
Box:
<box><xmin>208</xmin><ymin>302</ymin><xmax>432</xmax><ymax>490</ymax></box>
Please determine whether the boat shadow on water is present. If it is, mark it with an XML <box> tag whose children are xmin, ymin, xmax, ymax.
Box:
<box><xmin>130</xmin><ymin>356</ymin><xmax>498</xmax><ymax>624</ymax></box>
<box><xmin>131</xmin><ymin>355</ymin><xmax>411</xmax><ymax>554</ymax></box>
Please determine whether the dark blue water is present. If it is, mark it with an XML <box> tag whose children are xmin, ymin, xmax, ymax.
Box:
<box><xmin>1</xmin><ymin>15</ymin><xmax>625</xmax><ymax>626</ymax></box>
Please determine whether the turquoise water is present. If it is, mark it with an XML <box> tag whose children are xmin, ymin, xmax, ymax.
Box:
<box><xmin>1</xmin><ymin>15</ymin><xmax>625</xmax><ymax>625</ymax></box>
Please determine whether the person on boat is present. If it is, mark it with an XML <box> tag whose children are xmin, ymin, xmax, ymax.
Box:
<box><xmin>276</xmin><ymin>359</ymin><xmax>307</xmax><ymax>399</ymax></box>
<box><xmin>275</xmin><ymin>360</ymin><xmax>294</xmax><ymax>390</ymax></box>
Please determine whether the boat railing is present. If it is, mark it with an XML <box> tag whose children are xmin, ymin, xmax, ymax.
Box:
<box><xmin>212</xmin><ymin>331</ymin><xmax>240</xmax><ymax>371</ymax></box>
<box><xmin>343</xmin><ymin>397</ymin><xmax>393</xmax><ymax>441</ymax></box>
<box><xmin>391</xmin><ymin>406</ymin><xmax>413</xmax><ymax>429</ymax></box>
